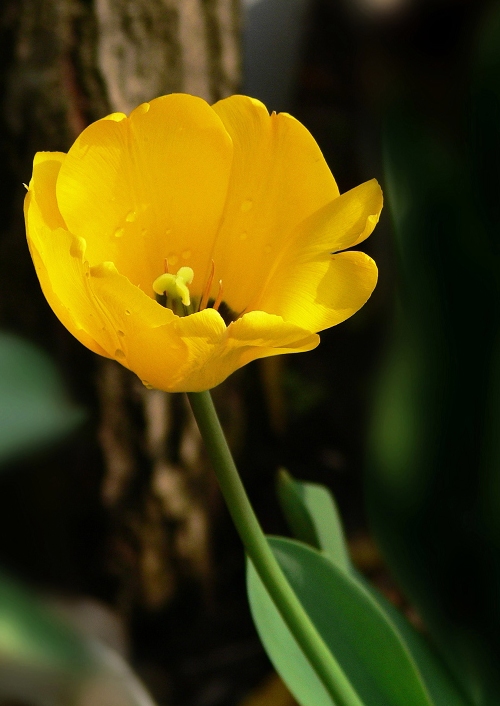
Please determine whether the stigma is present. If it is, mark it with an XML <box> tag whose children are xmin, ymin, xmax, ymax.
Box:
<box><xmin>153</xmin><ymin>266</ymin><xmax>194</xmax><ymax>307</ymax></box>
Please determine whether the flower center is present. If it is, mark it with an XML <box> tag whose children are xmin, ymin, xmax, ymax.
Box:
<box><xmin>152</xmin><ymin>261</ymin><xmax>238</xmax><ymax>324</ymax></box>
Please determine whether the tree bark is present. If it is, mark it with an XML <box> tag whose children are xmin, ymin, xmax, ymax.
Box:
<box><xmin>0</xmin><ymin>0</ymin><xmax>241</xmax><ymax>618</ymax></box>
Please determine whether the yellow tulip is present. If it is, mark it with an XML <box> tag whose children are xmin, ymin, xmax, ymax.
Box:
<box><xmin>24</xmin><ymin>94</ymin><xmax>382</xmax><ymax>392</ymax></box>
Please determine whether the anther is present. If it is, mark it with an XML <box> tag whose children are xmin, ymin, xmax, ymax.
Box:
<box><xmin>199</xmin><ymin>260</ymin><xmax>215</xmax><ymax>312</ymax></box>
<box><xmin>213</xmin><ymin>280</ymin><xmax>223</xmax><ymax>312</ymax></box>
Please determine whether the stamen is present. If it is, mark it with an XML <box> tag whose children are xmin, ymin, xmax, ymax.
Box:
<box><xmin>199</xmin><ymin>260</ymin><xmax>215</xmax><ymax>312</ymax></box>
<box><xmin>213</xmin><ymin>280</ymin><xmax>223</xmax><ymax>312</ymax></box>
<box><xmin>164</xmin><ymin>258</ymin><xmax>169</xmax><ymax>273</ymax></box>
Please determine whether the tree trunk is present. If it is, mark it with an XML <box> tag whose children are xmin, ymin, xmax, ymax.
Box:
<box><xmin>0</xmin><ymin>0</ymin><xmax>247</xmax><ymax>701</ymax></box>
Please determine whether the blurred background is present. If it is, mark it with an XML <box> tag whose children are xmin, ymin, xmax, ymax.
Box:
<box><xmin>1</xmin><ymin>0</ymin><xmax>500</xmax><ymax>704</ymax></box>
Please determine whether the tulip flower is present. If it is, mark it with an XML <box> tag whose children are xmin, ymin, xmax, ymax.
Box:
<box><xmin>24</xmin><ymin>94</ymin><xmax>382</xmax><ymax>392</ymax></box>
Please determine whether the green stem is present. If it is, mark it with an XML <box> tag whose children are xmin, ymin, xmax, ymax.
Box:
<box><xmin>187</xmin><ymin>390</ymin><xmax>364</xmax><ymax>706</ymax></box>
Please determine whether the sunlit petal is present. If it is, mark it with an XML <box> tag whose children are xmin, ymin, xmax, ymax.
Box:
<box><xmin>56</xmin><ymin>94</ymin><xmax>233</xmax><ymax>297</ymax></box>
<box><xmin>25</xmin><ymin>157</ymin><xmax>109</xmax><ymax>356</ymax></box>
<box><xmin>295</xmin><ymin>179</ymin><xmax>383</xmax><ymax>256</ymax></box>
<box><xmin>259</xmin><ymin>250</ymin><xmax>378</xmax><ymax>332</ymax></box>
<box><xmin>211</xmin><ymin>95</ymin><xmax>340</xmax><ymax>312</ymax></box>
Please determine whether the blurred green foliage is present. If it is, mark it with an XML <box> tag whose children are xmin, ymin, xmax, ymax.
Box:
<box><xmin>0</xmin><ymin>568</ymin><xmax>158</xmax><ymax>706</ymax></box>
<box><xmin>0</xmin><ymin>332</ymin><xmax>156</xmax><ymax>704</ymax></box>
<box><xmin>367</xmin><ymin>4</ymin><xmax>500</xmax><ymax>705</ymax></box>
<box><xmin>0</xmin><ymin>569</ymin><xmax>95</xmax><ymax>703</ymax></box>
<box><xmin>0</xmin><ymin>332</ymin><xmax>83</xmax><ymax>466</ymax></box>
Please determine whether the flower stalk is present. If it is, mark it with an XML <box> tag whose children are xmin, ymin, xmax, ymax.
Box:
<box><xmin>187</xmin><ymin>389</ymin><xmax>364</xmax><ymax>706</ymax></box>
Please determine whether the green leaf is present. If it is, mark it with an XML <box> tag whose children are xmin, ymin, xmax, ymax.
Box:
<box><xmin>359</xmin><ymin>580</ymin><xmax>472</xmax><ymax>706</ymax></box>
<box><xmin>0</xmin><ymin>332</ymin><xmax>84</xmax><ymax>465</ymax></box>
<box><xmin>365</xmin><ymin>17</ymin><xmax>500</xmax><ymax>698</ymax></box>
<box><xmin>247</xmin><ymin>536</ymin><xmax>434</xmax><ymax>706</ymax></box>
<box><xmin>277</xmin><ymin>469</ymin><xmax>351</xmax><ymax>571</ymax></box>
<box><xmin>277</xmin><ymin>473</ymin><xmax>472</xmax><ymax>706</ymax></box>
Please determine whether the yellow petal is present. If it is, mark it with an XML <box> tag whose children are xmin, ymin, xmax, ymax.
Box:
<box><xmin>85</xmin><ymin>261</ymin><xmax>177</xmax><ymax>366</ymax></box>
<box><xmin>168</xmin><ymin>310</ymin><xmax>318</xmax><ymax>392</ymax></box>
<box><xmin>88</xmin><ymin>302</ymin><xmax>319</xmax><ymax>392</ymax></box>
<box><xmin>28</xmin><ymin>152</ymin><xmax>68</xmax><ymax>229</ymax></box>
<box><xmin>25</xmin><ymin>154</ymin><xmax>109</xmax><ymax>356</ymax></box>
<box><xmin>27</xmin><ymin>222</ymin><xmax>110</xmax><ymax>357</ymax></box>
<box><xmin>26</xmin><ymin>151</ymin><xmax>175</xmax><ymax>358</ymax></box>
<box><xmin>177</xmin><ymin>309</ymin><xmax>319</xmax><ymax>391</ymax></box>
<box><xmin>210</xmin><ymin>95</ymin><xmax>340</xmax><ymax>313</ymax></box>
<box><xmin>56</xmin><ymin>94</ymin><xmax>233</xmax><ymax>297</ymax></box>
<box><xmin>259</xmin><ymin>250</ymin><xmax>378</xmax><ymax>333</ymax></box>
<box><xmin>294</xmin><ymin>179</ymin><xmax>383</xmax><ymax>256</ymax></box>
<box><xmin>341</xmin><ymin>180</ymin><xmax>382</xmax><ymax>249</ymax></box>
<box><xmin>253</xmin><ymin>180</ymin><xmax>381</xmax><ymax>329</ymax></box>
<box><xmin>223</xmin><ymin>310</ymin><xmax>320</xmax><ymax>366</ymax></box>
<box><xmin>102</xmin><ymin>307</ymin><xmax>227</xmax><ymax>393</ymax></box>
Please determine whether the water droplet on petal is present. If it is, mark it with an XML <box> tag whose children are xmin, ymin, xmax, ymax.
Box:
<box><xmin>117</xmin><ymin>330</ymin><xmax>125</xmax><ymax>337</ymax></box>
<box><xmin>240</xmin><ymin>231</ymin><xmax>248</xmax><ymax>241</ymax></box>
<box><xmin>114</xmin><ymin>227</ymin><xmax>125</xmax><ymax>239</ymax></box>
<box><xmin>125</xmin><ymin>310</ymin><xmax>131</xmax><ymax>316</ymax></box>
<box><xmin>125</xmin><ymin>210</ymin><xmax>136</xmax><ymax>222</ymax></box>
<box><xmin>168</xmin><ymin>253</ymin><xmax>178</xmax><ymax>266</ymax></box>
<box><xmin>241</xmin><ymin>199</ymin><xmax>253</xmax><ymax>213</ymax></box>
<box><xmin>115</xmin><ymin>349</ymin><xmax>125</xmax><ymax>360</ymax></box>
<box><xmin>142</xmin><ymin>380</ymin><xmax>153</xmax><ymax>390</ymax></box>
<box><xmin>182</xmin><ymin>249</ymin><xmax>191</xmax><ymax>260</ymax></box>
<box><xmin>141</xmin><ymin>228</ymin><xmax>147</xmax><ymax>236</ymax></box>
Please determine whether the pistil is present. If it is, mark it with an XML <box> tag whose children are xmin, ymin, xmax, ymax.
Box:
<box><xmin>153</xmin><ymin>263</ymin><xmax>235</xmax><ymax>323</ymax></box>
<box><xmin>153</xmin><ymin>266</ymin><xmax>194</xmax><ymax>307</ymax></box>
